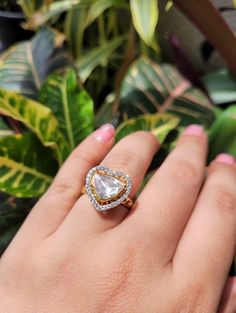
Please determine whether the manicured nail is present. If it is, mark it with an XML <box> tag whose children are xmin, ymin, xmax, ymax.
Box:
<box><xmin>183</xmin><ymin>124</ymin><xmax>204</xmax><ymax>136</ymax></box>
<box><xmin>215</xmin><ymin>153</ymin><xmax>235</xmax><ymax>165</ymax></box>
<box><xmin>94</xmin><ymin>124</ymin><xmax>115</xmax><ymax>143</ymax></box>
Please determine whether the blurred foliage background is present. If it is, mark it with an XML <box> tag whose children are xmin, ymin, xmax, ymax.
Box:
<box><xmin>0</xmin><ymin>0</ymin><xmax>236</xmax><ymax>262</ymax></box>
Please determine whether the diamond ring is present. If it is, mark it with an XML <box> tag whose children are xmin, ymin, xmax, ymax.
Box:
<box><xmin>81</xmin><ymin>165</ymin><xmax>133</xmax><ymax>211</ymax></box>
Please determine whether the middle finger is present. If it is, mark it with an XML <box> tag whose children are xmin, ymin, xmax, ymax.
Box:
<box><xmin>126</xmin><ymin>125</ymin><xmax>208</xmax><ymax>262</ymax></box>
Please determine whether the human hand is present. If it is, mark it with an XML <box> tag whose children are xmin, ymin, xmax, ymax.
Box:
<box><xmin>0</xmin><ymin>124</ymin><xmax>236</xmax><ymax>313</ymax></box>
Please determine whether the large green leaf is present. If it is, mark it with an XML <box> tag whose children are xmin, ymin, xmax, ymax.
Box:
<box><xmin>208</xmin><ymin>105</ymin><xmax>236</xmax><ymax>162</ymax></box>
<box><xmin>116</xmin><ymin>113</ymin><xmax>180</xmax><ymax>143</ymax></box>
<box><xmin>203</xmin><ymin>69</ymin><xmax>236</xmax><ymax>105</ymax></box>
<box><xmin>77</xmin><ymin>36</ymin><xmax>125</xmax><ymax>82</ymax></box>
<box><xmin>0</xmin><ymin>133</ymin><xmax>57</xmax><ymax>198</ymax></box>
<box><xmin>119</xmin><ymin>57</ymin><xmax>215</xmax><ymax>127</ymax></box>
<box><xmin>130</xmin><ymin>0</ymin><xmax>158</xmax><ymax>48</ymax></box>
<box><xmin>0</xmin><ymin>88</ymin><xmax>69</xmax><ymax>164</ymax></box>
<box><xmin>39</xmin><ymin>69</ymin><xmax>94</xmax><ymax>150</ymax></box>
<box><xmin>0</xmin><ymin>28</ymin><xmax>71</xmax><ymax>99</ymax></box>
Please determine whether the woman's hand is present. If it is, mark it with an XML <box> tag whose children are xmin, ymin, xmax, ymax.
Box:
<box><xmin>0</xmin><ymin>124</ymin><xmax>236</xmax><ymax>313</ymax></box>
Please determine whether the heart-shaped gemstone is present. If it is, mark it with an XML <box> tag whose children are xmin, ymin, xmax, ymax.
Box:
<box><xmin>85</xmin><ymin>165</ymin><xmax>132</xmax><ymax>211</ymax></box>
<box><xmin>93</xmin><ymin>173</ymin><xmax>125</xmax><ymax>200</ymax></box>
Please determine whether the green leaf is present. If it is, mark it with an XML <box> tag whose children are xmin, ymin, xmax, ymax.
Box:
<box><xmin>65</xmin><ymin>6</ymin><xmax>88</xmax><ymax>59</ymax></box>
<box><xmin>130</xmin><ymin>0</ymin><xmax>158</xmax><ymax>48</ymax></box>
<box><xmin>77</xmin><ymin>36</ymin><xmax>125</xmax><ymax>82</ymax></box>
<box><xmin>165</xmin><ymin>1</ymin><xmax>173</xmax><ymax>11</ymax></box>
<box><xmin>0</xmin><ymin>88</ymin><xmax>69</xmax><ymax>164</ymax></box>
<box><xmin>18</xmin><ymin>0</ymin><xmax>45</xmax><ymax>17</ymax></box>
<box><xmin>119</xmin><ymin>57</ymin><xmax>215</xmax><ymax>127</ymax></box>
<box><xmin>203</xmin><ymin>68</ymin><xmax>236</xmax><ymax>105</ymax></box>
<box><xmin>0</xmin><ymin>133</ymin><xmax>58</xmax><ymax>198</ymax></box>
<box><xmin>85</xmin><ymin>0</ymin><xmax>125</xmax><ymax>27</ymax></box>
<box><xmin>39</xmin><ymin>69</ymin><xmax>94</xmax><ymax>150</ymax></box>
<box><xmin>116</xmin><ymin>113</ymin><xmax>180</xmax><ymax>143</ymax></box>
<box><xmin>0</xmin><ymin>28</ymin><xmax>70</xmax><ymax>99</ymax></box>
<box><xmin>208</xmin><ymin>105</ymin><xmax>236</xmax><ymax>161</ymax></box>
<box><xmin>24</xmin><ymin>0</ymin><xmax>80</xmax><ymax>29</ymax></box>
<box><xmin>64</xmin><ymin>0</ymin><xmax>125</xmax><ymax>58</ymax></box>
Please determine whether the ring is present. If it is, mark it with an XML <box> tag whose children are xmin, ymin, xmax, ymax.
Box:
<box><xmin>81</xmin><ymin>165</ymin><xmax>133</xmax><ymax>211</ymax></box>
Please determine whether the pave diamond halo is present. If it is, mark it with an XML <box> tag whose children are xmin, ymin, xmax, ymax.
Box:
<box><xmin>84</xmin><ymin>165</ymin><xmax>133</xmax><ymax>211</ymax></box>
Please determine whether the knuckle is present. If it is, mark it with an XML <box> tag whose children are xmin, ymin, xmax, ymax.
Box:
<box><xmin>208</xmin><ymin>184</ymin><xmax>236</xmax><ymax>213</ymax></box>
<box><xmin>48</xmin><ymin>181</ymin><xmax>78</xmax><ymax>197</ymax></box>
<box><xmin>106</xmin><ymin>150</ymin><xmax>141</xmax><ymax>171</ymax></box>
<box><xmin>170</xmin><ymin>159</ymin><xmax>200</xmax><ymax>186</ymax></box>
<box><xmin>72</xmin><ymin>150</ymin><xmax>95</xmax><ymax>168</ymax></box>
<box><xmin>126</xmin><ymin>130</ymin><xmax>158</xmax><ymax>143</ymax></box>
<box><xmin>179</xmin><ymin>133</ymin><xmax>206</xmax><ymax>148</ymax></box>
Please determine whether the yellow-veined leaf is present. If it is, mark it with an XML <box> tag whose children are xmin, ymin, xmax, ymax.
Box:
<box><xmin>116</xmin><ymin>113</ymin><xmax>180</xmax><ymax>143</ymax></box>
<box><xmin>39</xmin><ymin>69</ymin><xmax>94</xmax><ymax>150</ymax></box>
<box><xmin>0</xmin><ymin>133</ymin><xmax>58</xmax><ymax>198</ymax></box>
<box><xmin>0</xmin><ymin>88</ymin><xmax>69</xmax><ymax>164</ymax></box>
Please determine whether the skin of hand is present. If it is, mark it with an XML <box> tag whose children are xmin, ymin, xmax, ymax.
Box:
<box><xmin>0</xmin><ymin>124</ymin><xmax>236</xmax><ymax>313</ymax></box>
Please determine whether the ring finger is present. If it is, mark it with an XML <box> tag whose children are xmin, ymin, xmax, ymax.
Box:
<box><xmin>59</xmin><ymin>131</ymin><xmax>159</xmax><ymax>234</ymax></box>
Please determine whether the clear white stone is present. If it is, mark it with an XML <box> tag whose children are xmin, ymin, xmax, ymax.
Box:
<box><xmin>93</xmin><ymin>173</ymin><xmax>124</xmax><ymax>200</ymax></box>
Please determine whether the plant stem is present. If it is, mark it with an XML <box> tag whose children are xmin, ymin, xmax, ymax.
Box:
<box><xmin>173</xmin><ymin>0</ymin><xmax>236</xmax><ymax>77</ymax></box>
<box><xmin>98</xmin><ymin>14</ymin><xmax>106</xmax><ymax>44</ymax></box>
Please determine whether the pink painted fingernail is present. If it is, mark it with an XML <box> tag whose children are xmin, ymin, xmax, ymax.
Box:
<box><xmin>183</xmin><ymin>124</ymin><xmax>204</xmax><ymax>136</ymax></box>
<box><xmin>94</xmin><ymin>124</ymin><xmax>115</xmax><ymax>143</ymax></box>
<box><xmin>215</xmin><ymin>153</ymin><xmax>235</xmax><ymax>165</ymax></box>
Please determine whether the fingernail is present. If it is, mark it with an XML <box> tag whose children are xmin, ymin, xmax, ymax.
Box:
<box><xmin>94</xmin><ymin>124</ymin><xmax>115</xmax><ymax>143</ymax></box>
<box><xmin>215</xmin><ymin>153</ymin><xmax>235</xmax><ymax>165</ymax></box>
<box><xmin>183</xmin><ymin>124</ymin><xmax>204</xmax><ymax>137</ymax></box>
